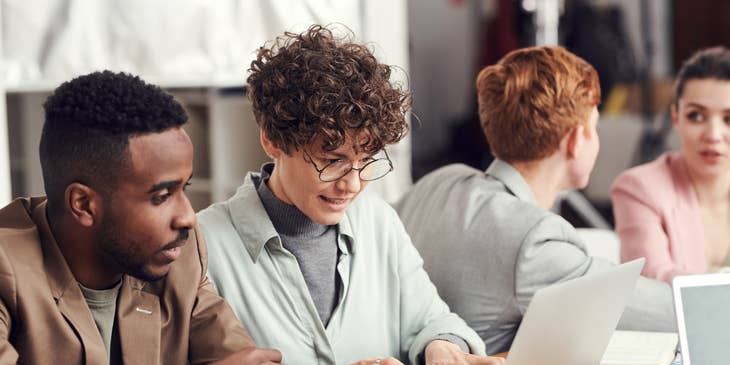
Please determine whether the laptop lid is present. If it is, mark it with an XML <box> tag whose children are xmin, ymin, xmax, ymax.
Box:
<box><xmin>672</xmin><ymin>273</ymin><xmax>730</xmax><ymax>365</ymax></box>
<box><xmin>506</xmin><ymin>258</ymin><xmax>645</xmax><ymax>365</ymax></box>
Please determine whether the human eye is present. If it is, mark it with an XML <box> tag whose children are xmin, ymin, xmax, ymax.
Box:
<box><xmin>183</xmin><ymin>180</ymin><xmax>192</xmax><ymax>191</ymax></box>
<box><xmin>319</xmin><ymin>156</ymin><xmax>348</xmax><ymax>168</ymax></box>
<box><xmin>152</xmin><ymin>189</ymin><xmax>172</xmax><ymax>204</ymax></box>
<box><xmin>686</xmin><ymin>111</ymin><xmax>704</xmax><ymax>122</ymax></box>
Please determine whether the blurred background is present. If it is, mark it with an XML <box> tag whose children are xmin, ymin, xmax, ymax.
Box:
<box><xmin>1</xmin><ymin>0</ymin><xmax>728</xmax><ymax>229</ymax></box>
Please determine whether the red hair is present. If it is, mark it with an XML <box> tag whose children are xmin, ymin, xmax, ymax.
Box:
<box><xmin>476</xmin><ymin>46</ymin><xmax>600</xmax><ymax>162</ymax></box>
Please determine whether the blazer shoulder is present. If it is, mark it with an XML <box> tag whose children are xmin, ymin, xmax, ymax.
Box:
<box><xmin>431</xmin><ymin>163</ymin><xmax>482</xmax><ymax>176</ymax></box>
<box><xmin>477</xmin><ymin>189</ymin><xmax>553</xmax><ymax>246</ymax></box>
<box><xmin>611</xmin><ymin>154</ymin><xmax>677</xmax><ymax>199</ymax></box>
<box><xmin>0</xmin><ymin>198</ymin><xmax>41</xmax><ymax>232</ymax></box>
<box><xmin>610</xmin><ymin>154</ymin><xmax>691</xmax><ymax>209</ymax></box>
<box><xmin>418</xmin><ymin>163</ymin><xmax>483</xmax><ymax>186</ymax></box>
<box><xmin>0</xmin><ymin>199</ymin><xmax>45</xmax><ymax>268</ymax></box>
<box><xmin>0</xmin><ymin>202</ymin><xmax>46</xmax><ymax>315</ymax></box>
<box><xmin>524</xmin><ymin>212</ymin><xmax>582</xmax><ymax>245</ymax></box>
<box><xmin>484</xmin><ymin>186</ymin><xmax>548</xmax><ymax>219</ymax></box>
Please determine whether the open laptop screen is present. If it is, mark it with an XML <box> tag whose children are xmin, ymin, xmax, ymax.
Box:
<box><xmin>673</xmin><ymin>274</ymin><xmax>730</xmax><ymax>365</ymax></box>
<box><xmin>506</xmin><ymin>259</ymin><xmax>644</xmax><ymax>365</ymax></box>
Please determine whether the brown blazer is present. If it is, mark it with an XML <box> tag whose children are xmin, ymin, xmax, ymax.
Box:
<box><xmin>0</xmin><ymin>197</ymin><xmax>254</xmax><ymax>364</ymax></box>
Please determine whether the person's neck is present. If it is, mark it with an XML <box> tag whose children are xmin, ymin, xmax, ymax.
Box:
<box><xmin>266</xmin><ymin>166</ymin><xmax>292</xmax><ymax>205</ymax></box>
<box><xmin>48</xmin><ymin>212</ymin><xmax>124</xmax><ymax>289</ymax></box>
<box><xmin>688</xmin><ymin>167</ymin><xmax>730</xmax><ymax>210</ymax></box>
<box><xmin>511</xmin><ymin>155</ymin><xmax>568</xmax><ymax>210</ymax></box>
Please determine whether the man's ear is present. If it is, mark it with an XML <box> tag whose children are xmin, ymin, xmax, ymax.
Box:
<box><xmin>65</xmin><ymin>183</ymin><xmax>101</xmax><ymax>227</ymax></box>
<box><xmin>260</xmin><ymin>129</ymin><xmax>283</xmax><ymax>159</ymax></box>
<box><xmin>565</xmin><ymin>125</ymin><xmax>584</xmax><ymax>160</ymax></box>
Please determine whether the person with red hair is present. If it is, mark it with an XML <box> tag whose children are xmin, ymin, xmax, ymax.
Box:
<box><xmin>397</xmin><ymin>46</ymin><xmax>676</xmax><ymax>354</ymax></box>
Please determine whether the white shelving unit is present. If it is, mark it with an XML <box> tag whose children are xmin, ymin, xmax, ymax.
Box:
<box><xmin>0</xmin><ymin>92</ymin><xmax>9</xmax><ymax>205</ymax></box>
<box><xmin>3</xmin><ymin>84</ymin><xmax>269</xmax><ymax>212</ymax></box>
<box><xmin>0</xmin><ymin>0</ymin><xmax>411</xmax><ymax>207</ymax></box>
<box><xmin>0</xmin><ymin>0</ymin><xmax>9</xmax><ymax>204</ymax></box>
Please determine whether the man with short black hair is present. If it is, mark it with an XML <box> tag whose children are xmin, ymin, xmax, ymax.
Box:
<box><xmin>0</xmin><ymin>71</ymin><xmax>281</xmax><ymax>364</ymax></box>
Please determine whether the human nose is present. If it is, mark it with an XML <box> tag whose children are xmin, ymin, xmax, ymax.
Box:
<box><xmin>335</xmin><ymin>165</ymin><xmax>362</xmax><ymax>193</ymax></box>
<box><xmin>703</xmin><ymin>118</ymin><xmax>725</xmax><ymax>142</ymax></box>
<box><xmin>173</xmin><ymin>194</ymin><xmax>196</xmax><ymax>230</ymax></box>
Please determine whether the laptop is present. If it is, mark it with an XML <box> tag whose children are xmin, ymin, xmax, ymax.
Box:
<box><xmin>672</xmin><ymin>273</ymin><xmax>730</xmax><ymax>365</ymax></box>
<box><xmin>505</xmin><ymin>258</ymin><xmax>645</xmax><ymax>365</ymax></box>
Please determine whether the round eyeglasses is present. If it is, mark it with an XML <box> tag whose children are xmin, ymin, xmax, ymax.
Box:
<box><xmin>304</xmin><ymin>150</ymin><xmax>394</xmax><ymax>182</ymax></box>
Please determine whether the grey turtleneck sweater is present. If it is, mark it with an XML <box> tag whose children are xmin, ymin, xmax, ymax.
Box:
<box><xmin>256</xmin><ymin>164</ymin><xmax>340</xmax><ymax>326</ymax></box>
<box><xmin>255</xmin><ymin>164</ymin><xmax>469</xmax><ymax>357</ymax></box>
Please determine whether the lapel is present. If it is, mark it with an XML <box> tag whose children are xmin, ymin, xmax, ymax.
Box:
<box><xmin>668</xmin><ymin>152</ymin><xmax>701</xmax><ymax>211</ymax></box>
<box><xmin>116</xmin><ymin>276</ymin><xmax>162</xmax><ymax>364</ymax></box>
<box><xmin>667</xmin><ymin>152</ymin><xmax>708</xmax><ymax>270</ymax></box>
<box><xmin>485</xmin><ymin>159</ymin><xmax>539</xmax><ymax>204</ymax></box>
<box><xmin>33</xmin><ymin>202</ymin><xmax>108</xmax><ymax>365</ymax></box>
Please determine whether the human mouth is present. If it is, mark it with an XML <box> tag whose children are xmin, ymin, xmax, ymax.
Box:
<box><xmin>160</xmin><ymin>246</ymin><xmax>182</xmax><ymax>261</ymax></box>
<box><xmin>159</xmin><ymin>233</ymin><xmax>188</xmax><ymax>262</ymax></box>
<box><xmin>319</xmin><ymin>195</ymin><xmax>351</xmax><ymax>209</ymax></box>
<box><xmin>700</xmin><ymin>149</ymin><xmax>724</xmax><ymax>163</ymax></box>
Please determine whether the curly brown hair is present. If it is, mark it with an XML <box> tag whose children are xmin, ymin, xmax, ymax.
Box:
<box><xmin>247</xmin><ymin>24</ymin><xmax>411</xmax><ymax>155</ymax></box>
<box><xmin>476</xmin><ymin>46</ymin><xmax>600</xmax><ymax>162</ymax></box>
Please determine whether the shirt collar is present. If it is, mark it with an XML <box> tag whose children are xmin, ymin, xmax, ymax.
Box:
<box><xmin>256</xmin><ymin>164</ymin><xmax>330</xmax><ymax>238</ymax></box>
<box><xmin>337</xmin><ymin>209</ymin><xmax>356</xmax><ymax>255</ymax></box>
<box><xmin>227</xmin><ymin>172</ymin><xmax>280</xmax><ymax>262</ymax></box>
<box><xmin>228</xmin><ymin>169</ymin><xmax>357</xmax><ymax>261</ymax></box>
<box><xmin>485</xmin><ymin>159</ymin><xmax>539</xmax><ymax>204</ymax></box>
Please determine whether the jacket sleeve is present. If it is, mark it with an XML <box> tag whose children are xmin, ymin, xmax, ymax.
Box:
<box><xmin>187</xmin><ymin>226</ymin><xmax>255</xmax><ymax>365</ymax></box>
<box><xmin>611</xmin><ymin>171</ymin><xmax>685</xmax><ymax>283</ymax></box>
<box><xmin>514</xmin><ymin>215</ymin><xmax>676</xmax><ymax>333</ymax></box>
<box><xmin>0</xmin><ymin>247</ymin><xmax>19</xmax><ymax>364</ymax></box>
<box><xmin>392</xmin><ymin>214</ymin><xmax>487</xmax><ymax>363</ymax></box>
<box><xmin>0</xmin><ymin>300</ymin><xmax>17</xmax><ymax>365</ymax></box>
<box><xmin>513</xmin><ymin>214</ymin><xmax>600</xmax><ymax>312</ymax></box>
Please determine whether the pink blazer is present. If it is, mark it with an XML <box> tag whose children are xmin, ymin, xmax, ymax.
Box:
<box><xmin>610</xmin><ymin>152</ymin><xmax>706</xmax><ymax>283</ymax></box>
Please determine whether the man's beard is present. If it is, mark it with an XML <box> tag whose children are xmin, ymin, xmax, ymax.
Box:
<box><xmin>97</xmin><ymin>219</ymin><xmax>189</xmax><ymax>282</ymax></box>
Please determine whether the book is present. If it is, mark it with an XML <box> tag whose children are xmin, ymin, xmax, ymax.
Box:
<box><xmin>600</xmin><ymin>330</ymin><xmax>679</xmax><ymax>365</ymax></box>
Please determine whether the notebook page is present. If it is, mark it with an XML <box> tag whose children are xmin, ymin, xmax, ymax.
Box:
<box><xmin>600</xmin><ymin>331</ymin><xmax>678</xmax><ymax>365</ymax></box>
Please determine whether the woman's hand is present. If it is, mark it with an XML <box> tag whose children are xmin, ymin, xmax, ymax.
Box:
<box><xmin>348</xmin><ymin>357</ymin><xmax>405</xmax><ymax>365</ymax></box>
<box><xmin>425</xmin><ymin>340</ymin><xmax>506</xmax><ymax>365</ymax></box>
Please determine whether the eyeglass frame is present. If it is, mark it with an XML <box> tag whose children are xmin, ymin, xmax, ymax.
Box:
<box><xmin>303</xmin><ymin>149</ymin><xmax>394</xmax><ymax>182</ymax></box>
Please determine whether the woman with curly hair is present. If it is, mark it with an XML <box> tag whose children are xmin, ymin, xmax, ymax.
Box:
<box><xmin>197</xmin><ymin>25</ymin><xmax>504</xmax><ymax>365</ymax></box>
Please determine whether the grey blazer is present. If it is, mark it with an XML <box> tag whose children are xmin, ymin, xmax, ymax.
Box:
<box><xmin>395</xmin><ymin>160</ymin><xmax>676</xmax><ymax>354</ymax></box>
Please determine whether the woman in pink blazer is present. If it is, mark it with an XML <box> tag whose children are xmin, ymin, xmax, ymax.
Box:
<box><xmin>611</xmin><ymin>47</ymin><xmax>730</xmax><ymax>283</ymax></box>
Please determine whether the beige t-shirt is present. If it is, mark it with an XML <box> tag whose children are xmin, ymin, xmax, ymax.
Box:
<box><xmin>79</xmin><ymin>280</ymin><xmax>122</xmax><ymax>363</ymax></box>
